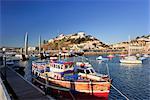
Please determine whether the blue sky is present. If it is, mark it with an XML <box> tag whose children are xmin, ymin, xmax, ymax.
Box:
<box><xmin>1</xmin><ymin>0</ymin><xmax>149</xmax><ymax>47</ymax></box>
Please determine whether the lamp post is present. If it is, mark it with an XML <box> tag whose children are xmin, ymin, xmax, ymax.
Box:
<box><xmin>2</xmin><ymin>48</ymin><xmax>6</xmax><ymax>79</ymax></box>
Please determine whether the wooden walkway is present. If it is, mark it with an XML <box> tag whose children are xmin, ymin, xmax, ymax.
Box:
<box><xmin>0</xmin><ymin>66</ymin><xmax>54</xmax><ymax>100</ymax></box>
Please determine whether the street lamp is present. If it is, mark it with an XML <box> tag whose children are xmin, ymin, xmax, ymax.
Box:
<box><xmin>2</xmin><ymin>48</ymin><xmax>6</xmax><ymax>79</ymax></box>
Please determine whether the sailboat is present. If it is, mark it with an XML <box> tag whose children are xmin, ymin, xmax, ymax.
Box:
<box><xmin>14</xmin><ymin>32</ymin><xmax>29</xmax><ymax>60</ymax></box>
<box><xmin>120</xmin><ymin>36</ymin><xmax>142</xmax><ymax>64</ymax></box>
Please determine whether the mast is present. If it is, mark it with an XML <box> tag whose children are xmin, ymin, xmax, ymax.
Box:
<box><xmin>24</xmin><ymin>32</ymin><xmax>28</xmax><ymax>55</ymax></box>
<box><xmin>39</xmin><ymin>35</ymin><xmax>41</xmax><ymax>54</ymax></box>
<box><xmin>128</xmin><ymin>35</ymin><xmax>130</xmax><ymax>56</ymax></box>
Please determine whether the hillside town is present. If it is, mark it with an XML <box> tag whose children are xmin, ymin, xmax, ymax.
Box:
<box><xmin>0</xmin><ymin>32</ymin><xmax>150</xmax><ymax>55</ymax></box>
<box><xmin>110</xmin><ymin>35</ymin><xmax>150</xmax><ymax>54</ymax></box>
<box><xmin>42</xmin><ymin>32</ymin><xmax>109</xmax><ymax>51</ymax></box>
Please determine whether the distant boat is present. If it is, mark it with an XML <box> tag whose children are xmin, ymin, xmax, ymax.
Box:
<box><xmin>138</xmin><ymin>54</ymin><xmax>150</xmax><ymax>61</ymax></box>
<box><xmin>107</xmin><ymin>54</ymin><xmax>114</xmax><ymax>59</ymax></box>
<box><xmin>96</xmin><ymin>56</ymin><xmax>109</xmax><ymax>61</ymax></box>
<box><xmin>143</xmin><ymin>54</ymin><xmax>150</xmax><ymax>58</ymax></box>
<box><xmin>120</xmin><ymin>36</ymin><xmax>142</xmax><ymax>64</ymax></box>
<box><xmin>119</xmin><ymin>54</ymin><xmax>126</xmax><ymax>57</ymax></box>
<box><xmin>138</xmin><ymin>56</ymin><xmax>146</xmax><ymax>61</ymax></box>
<box><xmin>74</xmin><ymin>50</ymin><xmax>84</xmax><ymax>56</ymax></box>
<box><xmin>120</xmin><ymin>56</ymin><xmax>142</xmax><ymax>64</ymax></box>
<box><xmin>15</xmin><ymin>54</ymin><xmax>22</xmax><ymax>60</ymax></box>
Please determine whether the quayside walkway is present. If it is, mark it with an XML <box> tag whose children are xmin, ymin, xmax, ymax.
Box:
<box><xmin>0</xmin><ymin>66</ymin><xmax>54</xmax><ymax>100</ymax></box>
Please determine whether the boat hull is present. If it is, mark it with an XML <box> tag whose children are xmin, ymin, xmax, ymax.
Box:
<box><xmin>120</xmin><ymin>59</ymin><xmax>142</xmax><ymax>64</ymax></box>
<box><xmin>32</xmin><ymin>75</ymin><xmax>110</xmax><ymax>100</ymax></box>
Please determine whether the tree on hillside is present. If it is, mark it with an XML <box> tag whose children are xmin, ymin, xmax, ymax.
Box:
<box><xmin>93</xmin><ymin>43</ymin><xmax>97</xmax><ymax>47</ymax></box>
<box><xmin>136</xmin><ymin>36</ymin><xmax>140</xmax><ymax>39</ymax></box>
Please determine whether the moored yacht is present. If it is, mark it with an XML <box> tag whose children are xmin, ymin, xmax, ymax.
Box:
<box><xmin>120</xmin><ymin>36</ymin><xmax>142</xmax><ymax>64</ymax></box>
<box><xmin>120</xmin><ymin>56</ymin><xmax>142</xmax><ymax>64</ymax></box>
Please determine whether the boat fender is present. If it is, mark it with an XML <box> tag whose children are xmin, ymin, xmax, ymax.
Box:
<box><xmin>80</xmin><ymin>63</ymin><xmax>85</xmax><ymax>67</ymax></box>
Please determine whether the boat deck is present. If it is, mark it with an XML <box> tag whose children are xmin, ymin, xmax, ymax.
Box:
<box><xmin>0</xmin><ymin>65</ymin><xmax>54</xmax><ymax>100</ymax></box>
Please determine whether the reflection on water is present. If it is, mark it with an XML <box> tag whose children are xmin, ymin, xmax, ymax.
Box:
<box><xmin>18</xmin><ymin>56</ymin><xmax>150</xmax><ymax>100</ymax></box>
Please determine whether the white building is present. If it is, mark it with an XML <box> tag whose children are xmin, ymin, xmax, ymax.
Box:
<box><xmin>48</xmin><ymin>39</ymin><xmax>54</xmax><ymax>43</ymax></box>
<box><xmin>55</xmin><ymin>34</ymin><xmax>65</xmax><ymax>40</ymax></box>
<box><xmin>77</xmin><ymin>32</ymin><xmax>85</xmax><ymax>38</ymax></box>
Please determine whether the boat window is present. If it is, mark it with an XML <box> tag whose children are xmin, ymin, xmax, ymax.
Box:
<box><xmin>63</xmin><ymin>65</ymin><xmax>65</xmax><ymax>69</ymax></box>
<box><xmin>45</xmin><ymin>67</ymin><xmax>50</xmax><ymax>72</ymax></box>
<box><xmin>77</xmin><ymin>69</ymin><xmax>85</xmax><ymax>73</ymax></box>
<box><xmin>65</xmin><ymin>65</ymin><xmax>68</xmax><ymax>69</ymax></box>
<box><xmin>61</xmin><ymin>65</ymin><xmax>63</xmax><ymax>69</ymax></box>
<box><xmin>70</xmin><ymin>65</ymin><xmax>72</xmax><ymax>68</ymax></box>
<box><xmin>58</xmin><ymin>65</ymin><xmax>60</xmax><ymax>69</ymax></box>
<box><xmin>86</xmin><ymin>70</ymin><xmax>90</xmax><ymax>74</ymax></box>
<box><xmin>56</xmin><ymin>65</ymin><xmax>58</xmax><ymax>68</ymax></box>
<box><xmin>90</xmin><ymin>69</ymin><xmax>94</xmax><ymax>73</ymax></box>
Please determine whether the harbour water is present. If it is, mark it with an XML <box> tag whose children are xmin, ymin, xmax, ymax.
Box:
<box><xmin>17</xmin><ymin>55</ymin><xmax>150</xmax><ymax>100</ymax></box>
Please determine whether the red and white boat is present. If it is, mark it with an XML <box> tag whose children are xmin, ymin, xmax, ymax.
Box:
<box><xmin>32</xmin><ymin>60</ymin><xmax>111</xmax><ymax>99</ymax></box>
<box><xmin>107</xmin><ymin>54</ymin><xmax>114</xmax><ymax>59</ymax></box>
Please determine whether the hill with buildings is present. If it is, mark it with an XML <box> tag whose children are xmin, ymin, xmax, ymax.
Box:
<box><xmin>42</xmin><ymin>32</ymin><xmax>109</xmax><ymax>51</ymax></box>
<box><xmin>110</xmin><ymin>35</ymin><xmax>150</xmax><ymax>54</ymax></box>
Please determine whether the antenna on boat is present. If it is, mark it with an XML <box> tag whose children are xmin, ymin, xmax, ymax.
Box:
<box><xmin>59</xmin><ymin>51</ymin><xmax>61</xmax><ymax>61</ymax></box>
<box><xmin>39</xmin><ymin>35</ymin><xmax>41</xmax><ymax>54</ymax></box>
<box><xmin>128</xmin><ymin>35</ymin><xmax>131</xmax><ymax>56</ymax></box>
<box><xmin>106</xmin><ymin>63</ymin><xmax>110</xmax><ymax>79</ymax></box>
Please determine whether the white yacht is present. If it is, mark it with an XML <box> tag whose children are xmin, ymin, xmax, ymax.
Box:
<box><xmin>120</xmin><ymin>36</ymin><xmax>142</xmax><ymax>64</ymax></box>
<box><xmin>120</xmin><ymin>56</ymin><xmax>142</xmax><ymax>64</ymax></box>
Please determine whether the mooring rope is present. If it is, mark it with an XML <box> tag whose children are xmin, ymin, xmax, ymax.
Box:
<box><xmin>105</xmin><ymin>63</ymin><xmax>129</xmax><ymax>100</ymax></box>
<box><xmin>111</xmin><ymin>84</ymin><xmax>129</xmax><ymax>100</ymax></box>
<box><xmin>69</xmin><ymin>91</ymin><xmax>75</xmax><ymax>100</ymax></box>
<box><xmin>106</xmin><ymin>63</ymin><xmax>110</xmax><ymax>79</ymax></box>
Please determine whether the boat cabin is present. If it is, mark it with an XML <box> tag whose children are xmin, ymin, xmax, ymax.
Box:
<box><xmin>45</xmin><ymin>61</ymin><xmax>75</xmax><ymax>80</ymax></box>
<box><xmin>48</xmin><ymin>61</ymin><xmax>74</xmax><ymax>73</ymax></box>
<box><xmin>32</xmin><ymin>61</ymin><xmax>48</xmax><ymax>73</ymax></box>
<box><xmin>77</xmin><ymin>67</ymin><xmax>96</xmax><ymax>75</ymax></box>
